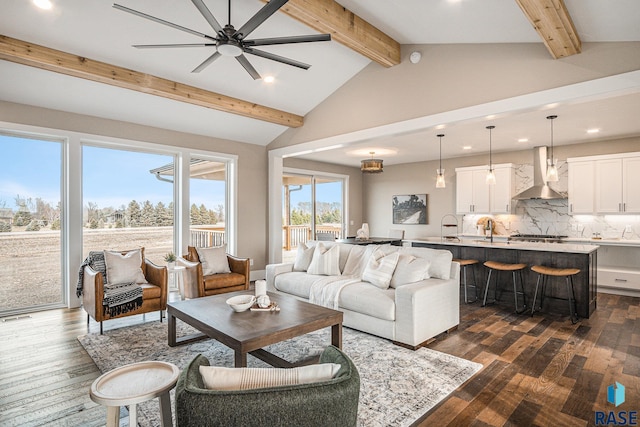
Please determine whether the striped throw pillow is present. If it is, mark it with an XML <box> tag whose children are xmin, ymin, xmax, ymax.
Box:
<box><xmin>307</xmin><ymin>243</ymin><xmax>341</xmax><ymax>276</ymax></box>
<box><xmin>362</xmin><ymin>249</ymin><xmax>400</xmax><ymax>289</ymax></box>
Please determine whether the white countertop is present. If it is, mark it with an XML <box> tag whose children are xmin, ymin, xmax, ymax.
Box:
<box><xmin>409</xmin><ymin>237</ymin><xmax>598</xmax><ymax>254</ymax></box>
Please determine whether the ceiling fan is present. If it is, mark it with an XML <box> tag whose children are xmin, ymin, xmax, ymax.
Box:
<box><xmin>113</xmin><ymin>0</ymin><xmax>331</xmax><ymax>80</ymax></box>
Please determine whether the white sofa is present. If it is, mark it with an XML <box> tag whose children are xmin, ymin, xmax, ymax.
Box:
<box><xmin>266</xmin><ymin>241</ymin><xmax>460</xmax><ymax>349</ymax></box>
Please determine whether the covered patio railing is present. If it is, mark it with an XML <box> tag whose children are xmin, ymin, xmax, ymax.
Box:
<box><xmin>282</xmin><ymin>225</ymin><xmax>343</xmax><ymax>250</ymax></box>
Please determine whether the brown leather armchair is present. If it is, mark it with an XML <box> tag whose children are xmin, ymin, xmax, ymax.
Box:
<box><xmin>82</xmin><ymin>248</ymin><xmax>168</xmax><ymax>334</ymax></box>
<box><xmin>178</xmin><ymin>246</ymin><xmax>249</xmax><ymax>298</ymax></box>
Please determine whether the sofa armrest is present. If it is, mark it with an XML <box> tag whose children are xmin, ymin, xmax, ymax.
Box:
<box><xmin>177</xmin><ymin>257</ymin><xmax>201</xmax><ymax>299</ymax></box>
<box><xmin>82</xmin><ymin>265</ymin><xmax>102</xmax><ymax>320</ymax></box>
<box><xmin>145</xmin><ymin>259</ymin><xmax>168</xmax><ymax>308</ymax></box>
<box><xmin>227</xmin><ymin>255</ymin><xmax>250</xmax><ymax>290</ymax></box>
<box><xmin>265</xmin><ymin>263</ymin><xmax>294</xmax><ymax>292</ymax></box>
<box><xmin>394</xmin><ymin>275</ymin><xmax>460</xmax><ymax>347</ymax></box>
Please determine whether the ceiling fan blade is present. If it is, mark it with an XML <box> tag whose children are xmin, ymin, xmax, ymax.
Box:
<box><xmin>234</xmin><ymin>0</ymin><xmax>288</xmax><ymax>40</ymax></box>
<box><xmin>192</xmin><ymin>51</ymin><xmax>222</xmax><ymax>73</ymax></box>
<box><xmin>244</xmin><ymin>34</ymin><xmax>331</xmax><ymax>47</ymax></box>
<box><xmin>191</xmin><ymin>0</ymin><xmax>224</xmax><ymax>36</ymax></box>
<box><xmin>244</xmin><ymin>47</ymin><xmax>310</xmax><ymax>70</ymax></box>
<box><xmin>113</xmin><ymin>4</ymin><xmax>213</xmax><ymax>40</ymax></box>
<box><xmin>133</xmin><ymin>43</ymin><xmax>215</xmax><ymax>48</ymax></box>
<box><xmin>236</xmin><ymin>55</ymin><xmax>261</xmax><ymax>80</ymax></box>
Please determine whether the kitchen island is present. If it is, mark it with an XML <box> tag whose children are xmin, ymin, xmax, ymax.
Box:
<box><xmin>409</xmin><ymin>238</ymin><xmax>598</xmax><ymax>319</ymax></box>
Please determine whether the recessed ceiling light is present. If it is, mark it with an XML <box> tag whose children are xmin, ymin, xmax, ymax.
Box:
<box><xmin>462</xmin><ymin>146</ymin><xmax>472</xmax><ymax>150</ymax></box>
<box><xmin>518</xmin><ymin>138</ymin><xmax>529</xmax><ymax>143</ymax></box>
<box><xmin>33</xmin><ymin>0</ymin><xmax>52</xmax><ymax>10</ymax></box>
<box><xmin>263</xmin><ymin>75</ymin><xmax>275</xmax><ymax>83</ymax></box>
<box><xmin>485</xmin><ymin>115</ymin><xmax>496</xmax><ymax>120</ymax></box>
<box><xmin>587</xmin><ymin>128</ymin><xmax>600</xmax><ymax>134</ymax></box>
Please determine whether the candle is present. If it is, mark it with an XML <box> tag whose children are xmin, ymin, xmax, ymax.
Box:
<box><xmin>255</xmin><ymin>280</ymin><xmax>267</xmax><ymax>296</ymax></box>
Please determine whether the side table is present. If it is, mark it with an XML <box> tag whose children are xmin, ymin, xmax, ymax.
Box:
<box><xmin>168</xmin><ymin>265</ymin><xmax>186</xmax><ymax>300</ymax></box>
<box><xmin>90</xmin><ymin>360</ymin><xmax>180</xmax><ymax>427</ymax></box>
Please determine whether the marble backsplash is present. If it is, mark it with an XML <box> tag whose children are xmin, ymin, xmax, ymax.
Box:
<box><xmin>460</xmin><ymin>161</ymin><xmax>640</xmax><ymax>240</ymax></box>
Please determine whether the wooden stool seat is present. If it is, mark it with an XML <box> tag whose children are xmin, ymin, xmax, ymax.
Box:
<box><xmin>453</xmin><ymin>259</ymin><xmax>479</xmax><ymax>267</ymax></box>
<box><xmin>484</xmin><ymin>261</ymin><xmax>527</xmax><ymax>271</ymax></box>
<box><xmin>453</xmin><ymin>259</ymin><xmax>479</xmax><ymax>303</ymax></box>
<box><xmin>531</xmin><ymin>265</ymin><xmax>580</xmax><ymax>323</ymax></box>
<box><xmin>531</xmin><ymin>265</ymin><xmax>580</xmax><ymax>277</ymax></box>
<box><xmin>482</xmin><ymin>261</ymin><xmax>528</xmax><ymax>313</ymax></box>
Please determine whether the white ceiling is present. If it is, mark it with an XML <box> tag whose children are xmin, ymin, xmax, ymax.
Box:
<box><xmin>1</xmin><ymin>0</ymin><xmax>640</xmax><ymax>163</ymax></box>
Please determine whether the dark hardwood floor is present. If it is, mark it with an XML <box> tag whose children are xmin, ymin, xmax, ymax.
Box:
<box><xmin>1</xmin><ymin>291</ymin><xmax>638</xmax><ymax>426</ymax></box>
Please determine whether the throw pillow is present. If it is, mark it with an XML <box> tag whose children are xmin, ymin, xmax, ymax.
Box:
<box><xmin>362</xmin><ymin>249</ymin><xmax>400</xmax><ymax>289</ymax></box>
<box><xmin>307</xmin><ymin>243</ymin><xmax>341</xmax><ymax>276</ymax></box>
<box><xmin>390</xmin><ymin>254</ymin><xmax>431</xmax><ymax>288</ymax></box>
<box><xmin>293</xmin><ymin>242</ymin><xmax>315</xmax><ymax>272</ymax></box>
<box><xmin>103</xmin><ymin>249</ymin><xmax>146</xmax><ymax>285</ymax></box>
<box><xmin>196</xmin><ymin>246</ymin><xmax>231</xmax><ymax>276</ymax></box>
<box><xmin>199</xmin><ymin>363</ymin><xmax>342</xmax><ymax>391</ymax></box>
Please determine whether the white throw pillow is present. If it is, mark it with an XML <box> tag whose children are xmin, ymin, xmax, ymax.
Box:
<box><xmin>362</xmin><ymin>249</ymin><xmax>400</xmax><ymax>289</ymax></box>
<box><xmin>196</xmin><ymin>246</ymin><xmax>231</xmax><ymax>275</ymax></box>
<box><xmin>103</xmin><ymin>249</ymin><xmax>146</xmax><ymax>285</ymax></box>
<box><xmin>199</xmin><ymin>363</ymin><xmax>341</xmax><ymax>391</ymax></box>
<box><xmin>307</xmin><ymin>243</ymin><xmax>341</xmax><ymax>276</ymax></box>
<box><xmin>293</xmin><ymin>242</ymin><xmax>315</xmax><ymax>272</ymax></box>
<box><xmin>390</xmin><ymin>254</ymin><xmax>431</xmax><ymax>288</ymax></box>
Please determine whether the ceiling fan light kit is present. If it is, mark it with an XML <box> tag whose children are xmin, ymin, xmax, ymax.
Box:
<box><xmin>114</xmin><ymin>0</ymin><xmax>331</xmax><ymax>80</ymax></box>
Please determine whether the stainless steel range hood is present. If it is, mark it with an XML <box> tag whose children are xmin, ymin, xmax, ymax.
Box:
<box><xmin>512</xmin><ymin>146</ymin><xmax>565</xmax><ymax>200</ymax></box>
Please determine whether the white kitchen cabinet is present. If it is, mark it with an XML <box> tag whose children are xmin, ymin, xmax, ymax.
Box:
<box><xmin>595</xmin><ymin>155</ymin><xmax>640</xmax><ymax>213</ymax></box>
<box><xmin>456</xmin><ymin>164</ymin><xmax>513</xmax><ymax>214</ymax></box>
<box><xmin>568</xmin><ymin>160</ymin><xmax>595</xmax><ymax>214</ymax></box>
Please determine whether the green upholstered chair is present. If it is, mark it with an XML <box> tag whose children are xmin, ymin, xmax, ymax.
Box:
<box><xmin>175</xmin><ymin>346</ymin><xmax>360</xmax><ymax>427</ymax></box>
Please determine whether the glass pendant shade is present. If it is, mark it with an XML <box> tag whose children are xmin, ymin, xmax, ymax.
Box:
<box><xmin>486</xmin><ymin>168</ymin><xmax>496</xmax><ymax>185</ymax></box>
<box><xmin>436</xmin><ymin>169</ymin><xmax>446</xmax><ymax>188</ymax></box>
<box><xmin>546</xmin><ymin>115</ymin><xmax>559</xmax><ymax>182</ymax></box>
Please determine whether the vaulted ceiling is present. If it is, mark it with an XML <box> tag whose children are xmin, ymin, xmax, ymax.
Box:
<box><xmin>1</xmin><ymin>0</ymin><xmax>639</xmax><ymax>166</ymax></box>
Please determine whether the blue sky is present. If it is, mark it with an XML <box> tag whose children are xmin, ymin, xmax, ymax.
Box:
<box><xmin>0</xmin><ymin>134</ymin><xmax>225</xmax><ymax>211</ymax></box>
<box><xmin>287</xmin><ymin>181</ymin><xmax>342</xmax><ymax>208</ymax></box>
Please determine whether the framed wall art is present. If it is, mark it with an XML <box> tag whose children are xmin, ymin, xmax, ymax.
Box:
<box><xmin>392</xmin><ymin>194</ymin><xmax>428</xmax><ymax>224</ymax></box>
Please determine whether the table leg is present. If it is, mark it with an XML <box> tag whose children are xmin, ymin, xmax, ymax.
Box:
<box><xmin>235</xmin><ymin>350</ymin><xmax>247</xmax><ymax>367</ymax></box>
<box><xmin>168</xmin><ymin>311</ymin><xmax>176</xmax><ymax>347</ymax></box>
<box><xmin>159</xmin><ymin>391</ymin><xmax>173</xmax><ymax>427</ymax></box>
<box><xmin>105</xmin><ymin>406</ymin><xmax>120</xmax><ymax>427</ymax></box>
<box><xmin>331</xmin><ymin>323</ymin><xmax>342</xmax><ymax>349</ymax></box>
<box><xmin>128</xmin><ymin>404</ymin><xmax>137</xmax><ymax>427</ymax></box>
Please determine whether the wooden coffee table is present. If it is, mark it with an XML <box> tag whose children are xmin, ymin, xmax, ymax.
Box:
<box><xmin>167</xmin><ymin>291</ymin><xmax>343</xmax><ymax>368</ymax></box>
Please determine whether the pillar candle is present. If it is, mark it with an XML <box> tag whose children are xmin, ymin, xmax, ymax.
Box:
<box><xmin>255</xmin><ymin>280</ymin><xmax>267</xmax><ymax>296</ymax></box>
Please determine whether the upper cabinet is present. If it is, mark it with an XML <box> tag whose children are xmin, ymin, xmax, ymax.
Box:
<box><xmin>456</xmin><ymin>164</ymin><xmax>514</xmax><ymax>214</ymax></box>
<box><xmin>568</xmin><ymin>152</ymin><xmax>640</xmax><ymax>214</ymax></box>
<box><xmin>568</xmin><ymin>160</ymin><xmax>595</xmax><ymax>214</ymax></box>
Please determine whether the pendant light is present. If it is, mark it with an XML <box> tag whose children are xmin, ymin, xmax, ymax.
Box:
<box><xmin>486</xmin><ymin>125</ymin><xmax>496</xmax><ymax>185</ymax></box>
<box><xmin>361</xmin><ymin>151</ymin><xmax>383</xmax><ymax>173</ymax></box>
<box><xmin>435</xmin><ymin>134</ymin><xmax>446</xmax><ymax>188</ymax></box>
<box><xmin>546</xmin><ymin>115</ymin><xmax>559</xmax><ymax>182</ymax></box>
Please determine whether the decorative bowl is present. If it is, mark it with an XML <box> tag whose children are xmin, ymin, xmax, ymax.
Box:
<box><xmin>226</xmin><ymin>295</ymin><xmax>256</xmax><ymax>312</ymax></box>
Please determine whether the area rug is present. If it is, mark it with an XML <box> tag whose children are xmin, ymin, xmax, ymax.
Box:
<box><xmin>79</xmin><ymin>321</ymin><xmax>481</xmax><ymax>427</ymax></box>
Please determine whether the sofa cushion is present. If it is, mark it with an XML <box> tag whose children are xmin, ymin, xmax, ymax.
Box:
<box><xmin>339</xmin><ymin>282</ymin><xmax>396</xmax><ymax>321</ymax></box>
<box><xmin>274</xmin><ymin>272</ymin><xmax>316</xmax><ymax>299</ymax></box>
<box><xmin>342</xmin><ymin>245</ymin><xmax>377</xmax><ymax>277</ymax></box>
<box><xmin>104</xmin><ymin>249</ymin><xmax>146</xmax><ymax>285</ymax></box>
<box><xmin>362</xmin><ymin>250</ymin><xmax>399</xmax><ymax>289</ymax></box>
<box><xmin>199</xmin><ymin>363</ymin><xmax>341</xmax><ymax>391</ymax></box>
<box><xmin>196</xmin><ymin>246</ymin><xmax>231</xmax><ymax>275</ymax></box>
<box><xmin>293</xmin><ymin>242</ymin><xmax>315</xmax><ymax>272</ymax></box>
<box><xmin>204</xmin><ymin>272</ymin><xmax>246</xmax><ymax>290</ymax></box>
<box><xmin>307</xmin><ymin>243</ymin><xmax>341</xmax><ymax>276</ymax></box>
<box><xmin>390</xmin><ymin>254</ymin><xmax>431</xmax><ymax>288</ymax></box>
<box><xmin>400</xmin><ymin>247</ymin><xmax>453</xmax><ymax>280</ymax></box>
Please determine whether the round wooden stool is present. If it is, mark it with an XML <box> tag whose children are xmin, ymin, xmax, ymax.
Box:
<box><xmin>482</xmin><ymin>261</ymin><xmax>528</xmax><ymax>314</ymax></box>
<box><xmin>531</xmin><ymin>265</ymin><xmax>580</xmax><ymax>324</ymax></box>
<box><xmin>453</xmin><ymin>259</ymin><xmax>479</xmax><ymax>303</ymax></box>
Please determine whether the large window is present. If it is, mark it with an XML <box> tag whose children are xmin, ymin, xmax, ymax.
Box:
<box><xmin>82</xmin><ymin>145</ymin><xmax>175</xmax><ymax>265</ymax></box>
<box><xmin>0</xmin><ymin>133</ymin><xmax>64</xmax><ymax>316</ymax></box>
<box><xmin>188</xmin><ymin>158</ymin><xmax>227</xmax><ymax>248</ymax></box>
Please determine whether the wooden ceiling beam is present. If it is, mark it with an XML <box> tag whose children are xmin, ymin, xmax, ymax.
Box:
<box><xmin>515</xmin><ymin>0</ymin><xmax>581</xmax><ymax>59</ymax></box>
<box><xmin>262</xmin><ymin>0</ymin><xmax>401</xmax><ymax>67</ymax></box>
<box><xmin>0</xmin><ymin>35</ymin><xmax>303</xmax><ymax>128</ymax></box>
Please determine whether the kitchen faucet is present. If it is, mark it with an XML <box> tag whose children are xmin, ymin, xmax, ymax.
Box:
<box><xmin>487</xmin><ymin>219</ymin><xmax>494</xmax><ymax>243</ymax></box>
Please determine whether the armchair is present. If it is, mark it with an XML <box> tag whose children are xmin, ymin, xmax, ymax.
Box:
<box><xmin>175</xmin><ymin>346</ymin><xmax>360</xmax><ymax>427</ymax></box>
<box><xmin>178</xmin><ymin>246</ymin><xmax>249</xmax><ymax>298</ymax></box>
<box><xmin>81</xmin><ymin>247</ymin><xmax>168</xmax><ymax>334</ymax></box>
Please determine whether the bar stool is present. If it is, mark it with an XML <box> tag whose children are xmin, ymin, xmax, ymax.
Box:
<box><xmin>482</xmin><ymin>261</ymin><xmax>528</xmax><ymax>314</ymax></box>
<box><xmin>453</xmin><ymin>259</ymin><xmax>479</xmax><ymax>303</ymax></box>
<box><xmin>531</xmin><ymin>265</ymin><xmax>580</xmax><ymax>324</ymax></box>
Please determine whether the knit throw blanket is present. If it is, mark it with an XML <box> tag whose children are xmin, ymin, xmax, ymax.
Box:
<box><xmin>77</xmin><ymin>251</ymin><xmax>144</xmax><ymax>317</ymax></box>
